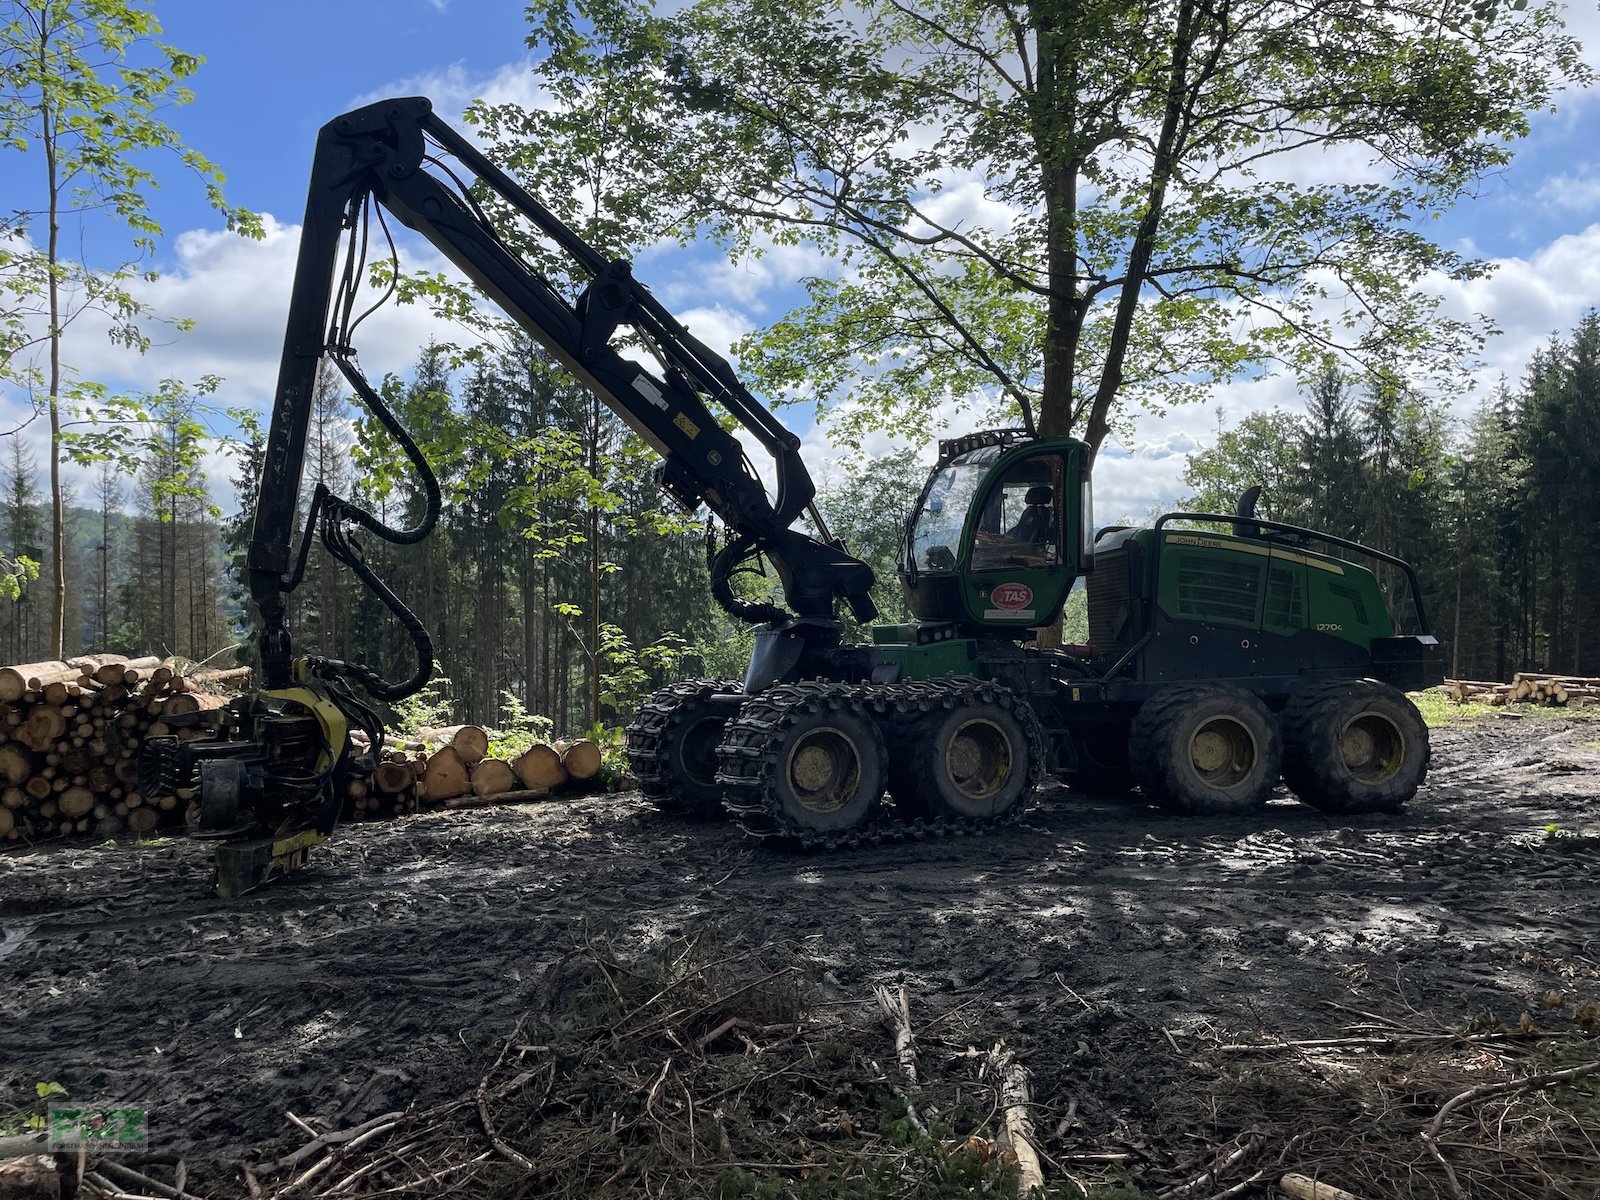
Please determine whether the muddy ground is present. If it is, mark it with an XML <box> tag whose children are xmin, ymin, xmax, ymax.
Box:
<box><xmin>3</xmin><ymin>714</ymin><xmax>1599</xmax><ymax>1198</ymax></box>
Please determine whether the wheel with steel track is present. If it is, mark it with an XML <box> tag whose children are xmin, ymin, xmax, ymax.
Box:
<box><xmin>716</xmin><ymin>683</ymin><xmax>887</xmax><ymax>839</ymax></box>
<box><xmin>909</xmin><ymin>690</ymin><xmax>1044</xmax><ymax>822</ymax></box>
<box><xmin>1282</xmin><ymin>679</ymin><xmax>1428</xmax><ymax>814</ymax></box>
<box><xmin>1130</xmin><ymin>684</ymin><xmax>1282</xmax><ymax>815</ymax></box>
<box><xmin>625</xmin><ymin>679</ymin><xmax>742</xmax><ymax>817</ymax></box>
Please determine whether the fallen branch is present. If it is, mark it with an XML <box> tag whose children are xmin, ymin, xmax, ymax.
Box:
<box><xmin>1160</xmin><ymin>1133</ymin><xmax>1262</xmax><ymax>1198</ymax></box>
<box><xmin>272</xmin><ymin>1109</ymin><xmax>403</xmax><ymax>1171</ymax></box>
<box><xmin>1217</xmin><ymin>1029</ymin><xmax>1590</xmax><ymax>1054</ymax></box>
<box><xmin>92</xmin><ymin>1159</ymin><xmax>204</xmax><ymax>1200</ymax></box>
<box><xmin>1420</xmin><ymin>1059</ymin><xmax>1600</xmax><ymax>1200</ymax></box>
<box><xmin>984</xmin><ymin>1041</ymin><xmax>1044</xmax><ymax>1196</ymax></box>
<box><xmin>477</xmin><ymin>1016</ymin><xmax>538</xmax><ymax>1173</ymax></box>
<box><xmin>1278</xmin><ymin>1173</ymin><xmax>1369</xmax><ymax>1200</ymax></box>
<box><xmin>443</xmin><ymin>787</ymin><xmax>551</xmax><ymax>810</ymax></box>
<box><xmin>874</xmin><ymin>983</ymin><xmax>928</xmax><ymax>1137</ymax></box>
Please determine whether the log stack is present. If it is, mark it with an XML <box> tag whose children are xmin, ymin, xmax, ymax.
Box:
<box><xmin>0</xmin><ymin>654</ymin><xmax>249</xmax><ymax>843</ymax></box>
<box><xmin>0</xmin><ymin>651</ymin><xmax>614</xmax><ymax>845</ymax></box>
<box><xmin>1442</xmin><ymin>672</ymin><xmax>1600</xmax><ymax>707</ymax></box>
<box><xmin>342</xmin><ymin>725</ymin><xmax>609</xmax><ymax>821</ymax></box>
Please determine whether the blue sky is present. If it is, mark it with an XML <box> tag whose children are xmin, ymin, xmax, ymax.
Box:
<box><xmin>6</xmin><ymin>0</ymin><xmax>1600</xmax><ymax>524</ymax></box>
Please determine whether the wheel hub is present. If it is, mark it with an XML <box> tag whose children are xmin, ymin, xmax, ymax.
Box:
<box><xmin>1341</xmin><ymin>712</ymin><xmax>1404</xmax><ymax>784</ymax></box>
<box><xmin>944</xmin><ymin>718</ymin><xmax>1012</xmax><ymax>800</ymax></box>
<box><xmin>786</xmin><ymin>727</ymin><xmax>860</xmax><ymax>813</ymax></box>
<box><xmin>1187</xmin><ymin>716</ymin><xmax>1257</xmax><ymax>788</ymax></box>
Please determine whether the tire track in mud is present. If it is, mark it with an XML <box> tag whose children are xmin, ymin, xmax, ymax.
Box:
<box><xmin>2</xmin><ymin>716</ymin><xmax>1598</xmax><ymax>1183</ymax></box>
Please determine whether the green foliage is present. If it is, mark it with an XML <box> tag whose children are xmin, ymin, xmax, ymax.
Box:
<box><xmin>594</xmin><ymin>620</ymin><xmax>687</xmax><ymax>719</ymax></box>
<box><xmin>0</xmin><ymin>553</ymin><xmax>40</xmax><ymax>603</ymax></box>
<box><xmin>483</xmin><ymin>690</ymin><xmax>556</xmax><ymax>760</ymax></box>
<box><xmin>62</xmin><ymin>376</ymin><xmax>223</xmax><ymax>518</ymax></box>
<box><xmin>483</xmin><ymin>0</ymin><xmax>1583</xmax><ymax>456</ymax></box>
<box><xmin>392</xmin><ymin>670</ymin><xmax>457</xmax><ymax>733</ymax></box>
<box><xmin>0</xmin><ymin>0</ymin><xmax>258</xmax><ymax>657</ymax></box>
<box><xmin>814</xmin><ymin>447</ymin><xmax>925</xmax><ymax>629</ymax></box>
<box><xmin>1182</xmin><ymin>409</ymin><xmax>1311</xmax><ymax>525</ymax></box>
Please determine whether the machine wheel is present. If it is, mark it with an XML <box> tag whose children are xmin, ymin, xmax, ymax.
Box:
<box><xmin>625</xmin><ymin>679</ymin><xmax>742</xmax><ymax>817</ymax></box>
<box><xmin>1068</xmin><ymin>730</ymin><xmax>1136</xmax><ymax>797</ymax></box>
<box><xmin>910</xmin><ymin>689</ymin><xmax>1045</xmax><ymax>821</ymax></box>
<box><xmin>717</xmin><ymin>683</ymin><xmax>887</xmax><ymax>838</ymax></box>
<box><xmin>1282</xmin><ymin>679</ymin><xmax>1428</xmax><ymax>814</ymax></box>
<box><xmin>1129</xmin><ymin>684</ymin><xmax>1282</xmax><ymax>815</ymax></box>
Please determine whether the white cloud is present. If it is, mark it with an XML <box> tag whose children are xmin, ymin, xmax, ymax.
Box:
<box><xmin>1536</xmin><ymin>166</ymin><xmax>1600</xmax><ymax>212</ymax></box>
<box><xmin>350</xmin><ymin>59</ymin><xmax>548</xmax><ymax>127</ymax></box>
<box><xmin>671</xmin><ymin>306</ymin><xmax>753</xmax><ymax>360</ymax></box>
<box><xmin>36</xmin><ymin>215</ymin><xmax>468</xmax><ymax>412</ymax></box>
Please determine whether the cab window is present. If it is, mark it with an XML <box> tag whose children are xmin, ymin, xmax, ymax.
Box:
<box><xmin>909</xmin><ymin>449</ymin><xmax>997</xmax><ymax>572</ymax></box>
<box><xmin>971</xmin><ymin>455</ymin><xmax>1064</xmax><ymax>571</ymax></box>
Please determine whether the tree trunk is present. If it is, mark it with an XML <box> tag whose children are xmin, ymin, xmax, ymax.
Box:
<box><xmin>40</xmin><ymin>37</ymin><xmax>66</xmax><ymax>661</ymax></box>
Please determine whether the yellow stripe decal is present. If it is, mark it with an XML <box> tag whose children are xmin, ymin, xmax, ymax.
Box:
<box><xmin>1162</xmin><ymin>533</ymin><xmax>1345</xmax><ymax>575</ymax></box>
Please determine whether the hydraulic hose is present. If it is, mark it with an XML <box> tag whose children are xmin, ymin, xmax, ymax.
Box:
<box><xmin>708</xmin><ymin>531</ymin><xmax>789</xmax><ymax>626</ymax></box>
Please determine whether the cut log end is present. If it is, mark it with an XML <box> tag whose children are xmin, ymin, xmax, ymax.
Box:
<box><xmin>514</xmin><ymin>743</ymin><xmax>568</xmax><ymax>790</ymax></box>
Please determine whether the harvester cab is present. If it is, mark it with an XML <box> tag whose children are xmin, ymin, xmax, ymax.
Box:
<box><xmin>901</xmin><ymin>431</ymin><xmax>1095</xmax><ymax>634</ymax></box>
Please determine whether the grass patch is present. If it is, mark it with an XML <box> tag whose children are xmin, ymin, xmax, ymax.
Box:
<box><xmin>1411</xmin><ymin>689</ymin><xmax>1600</xmax><ymax>729</ymax></box>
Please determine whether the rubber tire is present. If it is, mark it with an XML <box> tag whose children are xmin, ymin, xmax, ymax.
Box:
<box><xmin>911</xmin><ymin>698</ymin><xmax>1043</xmax><ymax>821</ymax></box>
<box><xmin>626</xmin><ymin>681</ymin><xmax>741</xmax><ymax>817</ymax></box>
<box><xmin>1282</xmin><ymin>679</ymin><xmax>1429</xmax><ymax>814</ymax></box>
<box><xmin>1068</xmin><ymin>730</ymin><xmax>1136</xmax><ymax>797</ymax></box>
<box><xmin>1129</xmin><ymin>684</ymin><xmax>1283</xmax><ymax>815</ymax></box>
<box><xmin>766</xmin><ymin>696</ymin><xmax>888</xmax><ymax>835</ymax></box>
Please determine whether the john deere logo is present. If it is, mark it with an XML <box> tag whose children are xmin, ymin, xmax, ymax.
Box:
<box><xmin>992</xmin><ymin>583</ymin><xmax>1033</xmax><ymax>609</ymax></box>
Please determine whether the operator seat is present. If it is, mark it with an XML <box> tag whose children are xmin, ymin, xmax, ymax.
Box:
<box><xmin>1008</xmin><ymin>485</ymin><xmax>1055</xmax><ymax>543</ymax></box>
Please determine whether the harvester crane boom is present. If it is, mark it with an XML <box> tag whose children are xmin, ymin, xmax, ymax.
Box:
<box><xmin>247</xmin><ymin>96</ymin><xmax>875</xmax><ymax>697</ymax></box>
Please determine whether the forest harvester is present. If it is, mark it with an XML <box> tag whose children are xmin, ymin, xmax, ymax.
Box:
<box><xmin>140</xmin><ymin>98</ymin><xmax>1443</xmax><ymax>894</ymax></box>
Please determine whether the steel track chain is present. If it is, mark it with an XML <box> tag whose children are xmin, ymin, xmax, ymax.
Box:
<box><xmin>715</xmin><ymin>676</ymin><xmax>1042</xmax><ymax>849</ymax></box>
<box><xmin>623</xmin><ymin>678</ymin><xmax>741</xmax><ymax>811</ymax></box>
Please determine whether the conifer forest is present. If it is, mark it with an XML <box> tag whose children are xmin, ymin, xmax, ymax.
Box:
<box><xmin>4</xmin><ymin>319</ymin><xmax>1598</xmax><ymax>735</ymax></box>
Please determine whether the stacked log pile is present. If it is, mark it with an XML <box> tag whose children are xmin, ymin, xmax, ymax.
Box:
<box><xmin>345</xmin><ymin>724</ymin><xmax>605</xmax><ymax>819</ymax></box>
<box><xmin>0</xmin><ymin>655</ymin><xmax>248</xmax><ymax>843</ymax></box>
<box><xmin>0</xmin><ymin>652</ymin><xmax>611</xmax><ymax>845</ymax></box>
<box><xmin>1442</xmin><ymin>672</ymin><xmax>1600</xmax><ymax>707</ymax></box>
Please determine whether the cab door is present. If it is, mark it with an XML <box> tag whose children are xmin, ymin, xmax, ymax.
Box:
<box><xmin>961</xmin><ymin>449</ymin><xmax>1077</xmax><ymax>630</ymax></box>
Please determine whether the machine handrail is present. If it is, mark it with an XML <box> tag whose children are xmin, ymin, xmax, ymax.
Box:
<box><xmin>1149</xmin><ymin>511</ymin><xmax>1431</xmax><ymax>635</ymax></box>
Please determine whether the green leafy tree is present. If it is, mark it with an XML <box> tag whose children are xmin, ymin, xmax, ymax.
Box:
<box><xmin>475</xmin><ymin>0</ymin><xmax>1582</xmax><ymax>458</ymax></box>
<box><xmin>0</xmin><ymin>0</ymin><xmax>258</xmax><ymax>657</ymax></box>
<box><xmin>1299</xmin><ymin>361</ymin><xmax>1364</xmax><ymax>541</ymax></box>
<box><xmin>815</xmin><ymin>446</ymin><xmax>928</xmax><ymax>628</ymax></box>
<box><xmin>1181</xmin><ymin>409</ymin><xmax>1307</xmax><ymax>522</ymax></box>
